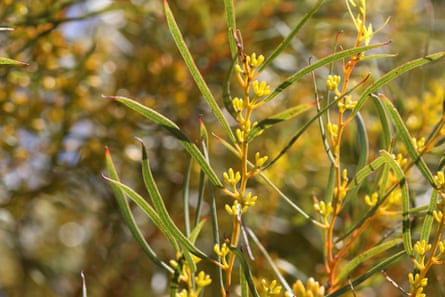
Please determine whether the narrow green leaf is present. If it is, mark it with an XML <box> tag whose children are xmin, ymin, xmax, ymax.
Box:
<box><xmin>263</xmin><ymin>41</ymin><xmax>390</xmax><ymax>103</ymax></box>
<box><xmin>340</xmin><ymin>154</ymin><xmax>403</xmax><ymax>243</ymax></box>
<box><xmin>104</xmin><ymin>172</ymin><xmax>204</xmax><ymax>273</ymax></box>
<box><xmin>104</xmin><ymin>147</ymin><xmax>173</xmax><ymax>273</ymax></box>
<box><xmin>349</xmin><ymin>156</ymin><xmax>386</xmax><ymax>190</ymax></box>
<box><xmin>224</xmin><ymin>0</ymin><xmax>237</xmax><ymax>58</ymax></box>
<box><xmin>381</xmin><ymin>150</ymin><xmax>413</xmax><ymax>255</ymax></box>
<box><xmin>103</xmin><ymin>174</ymin><xmax>178</xmax><ymax>248</ymax></box>
<box><xmin>336</xmin><ymin>238</ymin><xmax>403</xmax><ymax>284</ymax></box>
<box><xmin>184</xmin><ymin>159</ymin><xmax>192</xmax><ymax>237</ymax></box>
<box><xmin>0</xmin><ymin>57</ymin><xmax>28</xmax><ymax>66</ymax></box>
<box><xmin>195</xmin><ymin>119</ymin><xmax>209</xmax><ymax>227</ymax></box>
<box><xmin>223</xmin><ymin>57</ymin><xmax>238</xmax><ymax>119</ymax></box>
<box><xmin>359</xmin><ymin>53</ymin><xmax>397</xmax><ymax>61</ymax></box>
<box><xmin>371</xmin><ymin>94</ymin><xmax>392</xmax><ymax>150</ymax></box>
<box><xmin>107</xmin><ymin>95</ymin><xmax>222</xmax><ymax>187</ymax></box>
<box><xmin>259</xmin><ymin>0</ymin><xmax>325</xmax><ymax>72</ymax></box>
<box><xmin>325</xmin><ymin>250</ymin><xmax>405</xmax><ymax>297</ymax></box>
<box><xmin>163</xmin><ymin>0</ymin><xmax>236</xmax><ymax>144</ymax></box>
<box><xmin>240</xmin><ymin>265</ymin><xmax>249</xmax><ymax>297</ymax></box>
<box><xmin>189</xmin><ymin>216</ymin><xmax>209</xmax><ymax>244</ymax></box>
<box><xmin>354</xmin><ymin>112</ymin><xmax>369</xmax><ymax>171</ymax></box>
<box><xmin>208</xmin><ymin>184</ymin><xmax>225</xmax><ymax>291</ymax></box>
<box><xmin>139</xmin><ymin>141</ymin><xmax>208</xmax><ymax>261</ymax></box>
<box><xmin>379</xmin><ymin>94</ymin><xmax>436</xmax><ymax>188</ymax></box>
<box><xmin>420</xmin><ymin>190</ymin><xmax>438</xmax><ymax>243</ymax></box>
<box><xmin>247</xmin><ymin>102</ymin><xmax>315</xmax><ymax>142</ymax></box>
<box><xmin>352</xmin><ymin>52</ymin><xmax>445</xmax><ymax>117</ymax></box>
<box><xmin>229</xmin><ymin>247</ymin><xmax>260</xmax><ymax>297</ymax></box>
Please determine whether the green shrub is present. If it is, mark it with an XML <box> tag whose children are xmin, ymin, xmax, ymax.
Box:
<box><xmin>105</xmin><ymin>1</ymin><xmax>445</xmax><ymax>296</ymax></box>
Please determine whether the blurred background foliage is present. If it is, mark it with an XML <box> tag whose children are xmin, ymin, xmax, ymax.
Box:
<box><xmin>0</xmin><ymin>0</ymin><xmax>444</xmax><ymax>296</ymax></box>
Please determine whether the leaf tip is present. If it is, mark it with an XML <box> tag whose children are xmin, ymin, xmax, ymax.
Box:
<box><xmin>102</xmin><ymin>94</ymin><xmax>116</xmax><ymax>100</ymax></box>
<box><xmin>136</xmin><ymin>138</ymin><xmax>148</xmax><ymax>160</ymax></box>
<box><xmin>101</xmin><ymin>172</ymin><xmax>110</xmax><ymax>180</ymax></box>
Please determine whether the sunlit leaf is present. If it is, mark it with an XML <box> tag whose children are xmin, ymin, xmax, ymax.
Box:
<box><xmin>0</xmin><ymin>57</ymin><xmax>28</xmax><ymax>66</ymax></box>
<box><xmin>263</xmin><ymin>41</ymin><xmax>390</xmax><ymax>103</ymax></box>
<box><xmin>104</xmin><ymin>147</ymin><xmax>173</xmax><ymax>273</ymax></box>
<box><xmin>106</xmin><ymin>95</ymin><xmax>222</xmax><ymax>187</ymax></box>
<box><xmin>352</xmin><ymin>52</ymin><xmax>445</xmax><ymax>116</ymax></box>
<box><xmin>163</xmin><ymin>0</ymin><xmax>236</xmax><ymax>143</ymax></box>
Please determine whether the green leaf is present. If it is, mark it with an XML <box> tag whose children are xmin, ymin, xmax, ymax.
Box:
<box><xmin>378</xmin><ymin>94</ymin><xmax>436</xmax><ymax>188</ymax></box>
<box><xmin>208</xmin><ymin>184</ymin><xmax>225</xmax><ymax>291</ymax></box>
<box><xmin>223</xmin><ymin>57</ymin><xmax>238</xmax><ymax>119</ymax></box>
<box><xmin>107</xmin><ymin>95</ymin><xmax>222</xmax><ymax>187</ymax></box>
<box><xmin>263</xmin><ymin>41</ymin><xmax>390</xmax><ymax>104</ymax></box>
<box><xmin>224</xmin><ymin>0</ymin><xmax>237</xmax><ymax>58</ymax></box>
<box><xmin>240</xmin><ymin>265</ymin><xmax>249</xmax><ymax>297</ymax></box>
<box><xmin>259</xmin><ymin>0</ymin><xmax>325</xmax><ymax>72</ymax></box>
<box><xmin>349</xmin><ymin>156</ymin><xmax>387</xmax><ymax>190</ymax></box>
<box><xmin>371</xmin><ymin>94</ymin><xmax>392</xmax><ymax>150</ymax></box>
<box><xmin>418</xmin><ymin>190</ymin><xmax>438</xmax><ymax>264</ymax></box>
<box><xmin>354</xmin><ymin>113</ymin><xmax>369</xmax><ymax>171</ymax></box>
<box><xmin>336</xmin><ymin>238</ymin><xmax>403</xmax><ymax>284</ymax></box>
<box><xmin>102</xmin><ymin>174</ymin><xmax>178</xmax><ymax>250</ymax></box>
<box><xmin>139</xmin><ymin>141</ymin><xmax>208</xmax><ymax>261</ymax></box>
<box><xmin>0</xmin><ymin>57</ymin><xmax>28</xmax><ymax>66</ymax></box>
<box><xmin>189</xmin><ymin>216</ymin><xmax>209</xmax><ymax>244</ymax></box>
<box><xmin>229</xmin><ymin>247</ymin><xmax>260</xmax><ymax>297</ymax></box>
<box><xmin>183</xmin><ymin>159</ymin><xmax>192</xmax><ymax>237</ymax></box>
<box><xmin>104</xmin><ymin>147</ymin><xmax>173</xmax><ymax>273</ymax></box>
<box><xmin>163</xmin><ymin>0</ymin><xmax>236</xmax><ymax>144</ymax></box>
<box><xmin>352</xmin><ymin>52</ymin><xmax>445</xmax><ymax>117</ymax></box>
<box><xmin>380</xmin><ymin>150</ymin><xmax>413</xmax><ymax>256</ymax></box>
<box><xmin>246</xmin><ymin>102</ymin><xmax>316</xmax><ymax>142</ymax></box>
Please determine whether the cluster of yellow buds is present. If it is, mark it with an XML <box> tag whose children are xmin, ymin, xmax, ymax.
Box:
<box><xmin>326</xmin><ymin>74</ymin><xmax>341</xmax><ymax>94</ymax></box>
<box><xmin>261</xmin><ymin>279</ymin><xmax>282</xmax><ymax>296</ymax></box>
<box><xmin>314</xmin><ymin>200</ymin><xmax>334</xmax><ymax>225</ymax></box>
<box><xmin>223</xmin><ymin>52</ymin><xmax>271</xmax><ymax>219</ymax></box>
<box><xmin>285</xmin><ymin>277</ymin><xmax>325</xmax><ymax>297</ymax></box>
<box><xmin>395</xmin><ymin>153</ymin><xmax>408</xmax><ymax>168</ymax></box>
<box><xmin>225</xmin><ymin>200</ymin><xmax>246</xmax><ymax>216</ymax></box>
<box><xmin>411</xmin><ymin>137</ymin><xmax>426</xmax><ymax>153</ymax></box>
<box><xmin>234</xmin><ymin>52</ymin><xmax>266</xmax><ymax>89</ymax></box>
<box><xmin>364</xmin><ymin>192</ymin><xmax>378</xmax><ymax>208</ymax></box>
<box><xmin>254</xmin><ymin>151</ymin><xmax>269</xmax><ymax>169</ymax></box>
<box><xmin>327</xmin><ymin>122</ymin><xmax>339</xmax><ymax>145</ymax></box>
<box><xmin>223</xmin><ymin>168</ymin><xmax>241</xmax><ymax>195</ymax></box>
<box><xmin>433</xmin><ymin>171</ymin><xmax>445</xmax><ymax>189</ymax></box>
<box><xmin>252</xmin><ymin>80</ymin><xmax>270</xmax><ymax>97</ymax></box>
<box><xmin>214</xmin><ymin>242</ymin><xmax>230</xmax><ymax>269</ymax></box>
<box><xmin>170</xmin><ymin>254</ymin><xmax>212</xmax><ymax>297</ymax></box>
<box><xmin>347</xmin><ymin>0</ymin><xmax>375</xmax><ymax>46</ymax></box>
<box><xmin>337</xmin><ymin>95</ymin><xmax>357</xmax><ymax>112</ymax></box>
<box><xmin>333</xmin><ymin>169</ymin><xmax>349</xmax><ymax>203</ymax></box>
<box><xmin>413</xmin><ymin>240</ymin><xmax>432</xmax><ymax>270</ymax></box>
<box><xmin>195</xmin><ymin>271</ymin><xmax>212</xmax><ymax>288</ymax></box>
<box><xmin>408</xmin><ymin>272</ymin><xmax>428</xmax><ymax>297</ymax></box>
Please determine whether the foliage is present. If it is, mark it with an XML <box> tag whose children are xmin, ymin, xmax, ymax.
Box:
<box><xmin>1</xmin><ymin>1</ymin><xmax>445</xmax><ymax>297</ymax></box>
<box><xmin>105</xmin><ymin>0</ymin><xmax>445</xmax><ymax>296</ymax></box>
